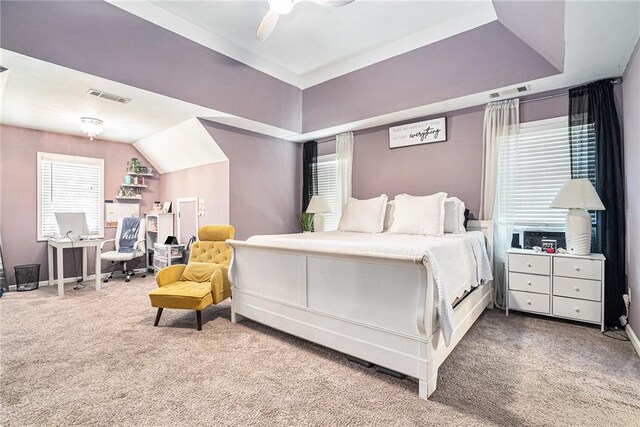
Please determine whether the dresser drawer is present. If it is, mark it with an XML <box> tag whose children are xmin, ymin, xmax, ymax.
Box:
<box><xmin>553</xmin><ymin>276</ymin><xmax>601</xmax><ymax>302</ymax></box>
<box><xmin>509</xmin><ymin>290</ymin><xmax>550</xmax><ymax>314</ymax></box>
<box><xmin>509</xmin><ymin>254</ymin><xmax>550</xmax><ymax>276</ymax></box>
<box><xmin>553</xmin><ymin>296</ymin><xmax>601</xmax><ymax>323</ymax></box>
<box><xmin>509</xmin><ymin>272</ymin><xmax>550</xmax><ymax>294</ymax></box>
<box><xmin>554</xmin><ymin>257</ymin><xmax>602</xmax><ymax>280</ymax></box>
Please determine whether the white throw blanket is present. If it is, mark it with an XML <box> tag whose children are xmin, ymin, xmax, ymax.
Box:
<box><xmin>247</xmin><ymin>231</ymin><xmax>493</xmax><ymax>346</ymax></box>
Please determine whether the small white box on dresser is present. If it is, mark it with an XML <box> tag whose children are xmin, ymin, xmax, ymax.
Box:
<box><xmin>506</xmin><ymin>248</ymin><xmax>605</xmax><ymax>331</ymax></box>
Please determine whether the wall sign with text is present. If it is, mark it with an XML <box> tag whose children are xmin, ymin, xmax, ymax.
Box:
<box><xmin>389</xmin><ymin>117</ymin><xmax>447</xmax><ymax>149</ymax></box>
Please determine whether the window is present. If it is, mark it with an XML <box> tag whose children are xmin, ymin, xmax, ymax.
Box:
<box><xmin>315</xmin><ymin>154</ymin><xmax>341</xmax><ymax>231</ymax></box>
<box><xmin>506</xmin><ymin>117</ymin><xmax>596</xmax><ymax>228</ymax></box>
<box><xmin>37</xmin><ymin>152</ymin><xmax>104</xmax><ymax>240</ymax></box>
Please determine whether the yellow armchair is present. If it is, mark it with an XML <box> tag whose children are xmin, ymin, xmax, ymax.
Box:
<box><xmin>148</xmin><ymin>225</ymin><xmax>235</xmax><ymax>330</ymax></box>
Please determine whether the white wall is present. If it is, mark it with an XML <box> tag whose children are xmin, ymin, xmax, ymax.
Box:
<box><xmin>623</xmin><ymin>39</ymin><xmax>640</xmax><ymax>335</ymax></box>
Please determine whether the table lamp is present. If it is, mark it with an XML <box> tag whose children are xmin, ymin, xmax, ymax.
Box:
<box><xmin>306</xmin><ymin>195</ymin><xmax>330</xmax><ymax>232</ymax></box>
<box><xmin>550</xmin><ymin>179</ymin><xmax>605</xmax><ymax>255</ymax></box>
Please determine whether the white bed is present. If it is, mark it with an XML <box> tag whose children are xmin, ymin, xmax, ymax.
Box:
<box><xmin>226</xmin><ymin>220</ymin><xmax>493</xmax><ymax>399</ymax></box>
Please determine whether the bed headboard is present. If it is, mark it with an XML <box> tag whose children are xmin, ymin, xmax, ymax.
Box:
<box><xmin>467</xmin><ymin>220</ymin><xmax>493</xmax><ymax>264</ymax></box>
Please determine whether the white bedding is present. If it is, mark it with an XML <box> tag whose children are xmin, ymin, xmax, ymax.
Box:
<box><xmin>247</xmin><ymin>231</ymin><xmax>493</xmax><ymax>346</ymax></box>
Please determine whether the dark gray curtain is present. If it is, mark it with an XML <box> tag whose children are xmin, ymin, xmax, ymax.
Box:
<box><xmin>569</xmin><ymin>79</ymin><xmax>626</xmax><ymax>327</ymax></box>
<box><xmin>302</xmin><ymin>141</ymin><xmax>318</xmax><ymax>212</ymax></box>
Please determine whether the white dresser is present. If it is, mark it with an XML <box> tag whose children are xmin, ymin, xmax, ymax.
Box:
<box><xmin>506</xmin><ymin>248</ymin><xmax>606</xmax><ymax>331</ymax></box>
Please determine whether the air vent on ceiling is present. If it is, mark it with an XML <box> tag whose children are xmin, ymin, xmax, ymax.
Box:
<box><xmin>87</xmin><ymin>89</ymin><xmax>131</xmax><ymax>104</ymax></box>
<box><xmin>489</xmin><ymin>85</ymin><xmax>531</xmax><ymax>99</ymax></box>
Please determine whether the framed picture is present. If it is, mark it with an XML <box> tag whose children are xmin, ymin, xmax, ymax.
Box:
<box><xmin>389</xmin><ymin>117</ymin><xmax>447</xmax><ymax>149</ymax></box>
<box><xmin>163</xmin><ymin>202</ymin><xmax>172</xmax><ymax>213</ymax></box>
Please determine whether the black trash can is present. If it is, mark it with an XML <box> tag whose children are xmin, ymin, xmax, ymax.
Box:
<box><xmin>14</xmin><ymin>264</ymin><xmax>40</xmax><ymax>292</ymax></box>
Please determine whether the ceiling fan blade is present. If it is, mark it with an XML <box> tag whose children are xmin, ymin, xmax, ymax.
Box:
<box><xmin>256</xmin><ymin>9</ymin><xmax>280</xmax><ymax>41</ymax></box>
<box><xmin>309</xmin><ymin>0</ymin><xmax>355</xmax><ymax>7</ymax></box>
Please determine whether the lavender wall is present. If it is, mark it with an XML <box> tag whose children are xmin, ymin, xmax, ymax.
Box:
<box><xmin>0</xmin><ymin>1</ymin><xmax>301</xmax><ymax>132</ymax></box>
<box><xmin>159</xmin><ymin>161</ymin><xmax>230</xmax><ymax>232</ymax></box>
<box><xmin>345</xmin><ymin>94</ymin><xmax>569</xmax><ymax>216</ymax></box>
<box><xmin>200</xmin><ymin>120</ymin><xmax>301</xmax><ymax>240</ymax></box>
<box><xmin>0</xmin><ymin>125</ymin><xmax>160</xmax><ymax>285</ymax></box>
<box><xmin>623</xmin><ymin>40</ymin><xmax>640</xmax><ymax>337</ymax></box>
<box><xmin>302</xmin><ymin>21</ymin><xmax>561</xmax><ymax>133</ymax></box>
<box><xmin>0</xmin><ymin>1</ymin><xmax>569</xmax><ymax>139</ymax></box>
<box><xmin>352</xmin><ymin>110</ymin><xmax>484</xmax><ymax>213</ymax></box>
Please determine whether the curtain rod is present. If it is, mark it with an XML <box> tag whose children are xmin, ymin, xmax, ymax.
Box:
<box><xmin>519</xmin><ymin>77</ymin><xmax>622</xmax><ymax>105</ymax></box>
<box><xmin>519</xmin><ymin>92</ymin><xmax>567</xmax><ymax>105</ymax></box>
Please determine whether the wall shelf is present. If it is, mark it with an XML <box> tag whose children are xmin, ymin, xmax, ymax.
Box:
<box><xmin>120</xmin><ymin>184</ymin><xmax>148</xmax><ymax>189</ymax></box>
<box><xmin>116</xmin><ymin>196</ymin><xmax>143</xmax><ymax>201</ymax></box>
<box><xmin>127</xmin><ymin>171</ymin><xmax>154</xmax><ymax>177</ymax></box>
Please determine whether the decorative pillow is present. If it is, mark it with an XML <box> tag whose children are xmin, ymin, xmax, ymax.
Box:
<box><xmin>180</xmin><ymin>262</ymin><xmax>220</xmax><ymax>283</ymax></box>
<box><xmin>444</xmin><ymin>197</ymin><xmax>466</xmax><ymax>234</ymax></box>
<box><xmin>389</xmin><ymin>192</ymin><xmax>448</xmax><ymax>236</ymax></box>
<box><xmin>338</xmin><ymin>195</ymin><xmax>388</xmax><ymax>233</ymax></box>
<box><xmin>383</xmin><ymin>201</ymin><xmax>395</xmax><ymax>232</ymax></box>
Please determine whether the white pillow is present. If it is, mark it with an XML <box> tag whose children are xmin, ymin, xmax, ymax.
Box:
<box><xmin>444</xmin><ymin>197</ymin><xmax>466</xmax><ymax>234</ymax></box>
<box><xmin>338</xmin><ymin>195</ymin><xmax>388</xmax><ymax>233</ymax></box>
<box><xmin>389</xmin><ymin>193</ymin><xmax>448</xmax><ymax>236</ymax></box>
<box><xmin>383</xmin><ymin>201</ymin><xmax>395</xmax><ymax>232</ymax></box>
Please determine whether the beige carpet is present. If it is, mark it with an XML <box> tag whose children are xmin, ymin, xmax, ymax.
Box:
<box><xmin>1</xmin><ymin>276</ymin><xmax>639</xmax><ymax>427</ymax></box>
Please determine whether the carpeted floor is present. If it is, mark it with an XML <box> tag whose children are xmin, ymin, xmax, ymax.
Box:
<box><xmin>1</xmin><ymin>277</ymin><xmax>639</xmax><ymax>427</ymax></box>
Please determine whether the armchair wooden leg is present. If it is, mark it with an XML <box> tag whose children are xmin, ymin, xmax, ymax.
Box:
<box><xmin>196</xmin><ymin>310</ymin><xmax>202</xmax><ymax>331</ymax></box>
<box><xmin>154</xmin><ymin>308</ymin><xmax>163</xmax><ymax>327</ymax></box>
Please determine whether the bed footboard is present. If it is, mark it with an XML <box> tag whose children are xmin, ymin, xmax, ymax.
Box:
<box><xmin>226</xmin><ymin>220</ymin><xmax>492</xmax><ymax>400</ymax></box>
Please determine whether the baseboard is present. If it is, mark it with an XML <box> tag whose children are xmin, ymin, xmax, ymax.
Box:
<box><xmin>9</xmin><ymin>275</ymin><xmax>94</xmax><ymax>292</ymax></box>
<box><xmin>626</xmin><ymin>325</ymin><xmax>640</xmax><ymax>359</ymax></box>
<box><xmin>7</xmin><ymin>268</ymin><xmax>149</xmax><ymax>291</ymax></box>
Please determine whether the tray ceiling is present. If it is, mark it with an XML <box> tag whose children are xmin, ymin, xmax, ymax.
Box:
<box><xmin>108</xmin><ymin>0</ymin><xmax>498</xmax><ymax>88</ymax></box>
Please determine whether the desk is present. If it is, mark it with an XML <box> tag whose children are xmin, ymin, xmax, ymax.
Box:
<box><xmin>47</xmin><ymin>239</ymin><xmax>103</xmax><ymax>297</ymax></box>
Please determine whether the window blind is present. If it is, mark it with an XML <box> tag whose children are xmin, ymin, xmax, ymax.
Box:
<box><xmin>315</xmin><ymin>155</ymin><xmax>340</xmax><ymax>231</ymax></box>
<box><xmin>38</xmin><ymin>153</ymin><xmax>104</xmax><ymax>240</ymax></box>
<box><xmin>508</xmin><ymin>117</ymin><xmax>596</xmax><ymax>227</ymax></box>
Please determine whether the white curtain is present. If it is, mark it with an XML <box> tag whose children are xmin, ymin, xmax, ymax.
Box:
<box><xmin>336</xmin><ymin>132</ymin><xmax>354</xmax><ymax>211</ymax></box>
<box><xmin>480</xmin><ymin>99</ymin><xmax>519</xmax><ymax>308</ymax></box>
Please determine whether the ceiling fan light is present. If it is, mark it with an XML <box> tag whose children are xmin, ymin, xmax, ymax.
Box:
<box><xmin>80</xmin><ymin>117</ymin><xmax>103</xmax><ymax>141</ymax></box>
<box><xmin>270</xmin><ymin>0</ymin><xmax>294</xmax><ymax>14</ymax></box>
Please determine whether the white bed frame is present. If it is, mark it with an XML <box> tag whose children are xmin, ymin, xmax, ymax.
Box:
<box><xmin>226</xmin><ymin>220</ymin><xmax>493</xmax><ymax>400</ymax></box>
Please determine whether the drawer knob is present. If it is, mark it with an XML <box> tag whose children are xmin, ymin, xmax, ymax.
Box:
<box><xmin>527</xmin><ymin>281</ymin><xmax>532</xmax><ymax>286</ymax></box>
<box><xmin>574</xmin><ymin>307</ymin><xmax>580</xmax><ymax>313</ymax></box>
<box><xmin>575</xmin><ymin>266</ymin><xmax>580</xmax><ymax>271</ymax></box>
<box><xmin>574</xmin><ymin>286</ymin><xmax>580</xmax><ymax>292</ymax></box>
<box><xmin>527</xmin><ymin>263</ymin><xmax>532</xmax><ymax>267</ymax></box>
<box><xmin>527</xmin><ymin>300</ymin><xmax>532</xmax><ymax>305</ymax></box>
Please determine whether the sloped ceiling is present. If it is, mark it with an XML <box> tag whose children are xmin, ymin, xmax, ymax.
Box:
<box><xmin>134</xmin><ymin>117</ymin><xmax>228</xmax><ymax>174</ymax></box>
<box><xmin>0</xmin><ymin>50</ymin><xmax>223</xmax><ymax>144</ymax></box>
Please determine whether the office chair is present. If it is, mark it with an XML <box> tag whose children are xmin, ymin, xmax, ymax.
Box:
<box><xmin>101</xmin><ymin>218</ymin><xmax>146</xmax><ymax>282</ymax></box>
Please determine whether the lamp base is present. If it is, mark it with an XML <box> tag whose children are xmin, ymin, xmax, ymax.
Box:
<box><xmin>565</xmin><ymin>208</ymin><xmax>592</xmax><ymax>255</ymax></box>
<box><xmin>313</xmin><ymin>213</ymin><xmax>325</xmax><ymax>233</ymax></box>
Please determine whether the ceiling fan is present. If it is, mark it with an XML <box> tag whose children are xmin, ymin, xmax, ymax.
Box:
<box><xmin>257</xmin><ymin>0</ymin><xmax>355</xmax><ymax>41</ymax></box>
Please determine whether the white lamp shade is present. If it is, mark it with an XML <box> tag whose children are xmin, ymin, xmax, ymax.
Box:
<box><xmin>306</xmin><ymin>195</ymin><xmax>330</xmax><ymax>214</ymax></box>
<box><xmin>550</xmin><ymin>179</ymin><xmax>605</xmax><ymax>210</ymax></box>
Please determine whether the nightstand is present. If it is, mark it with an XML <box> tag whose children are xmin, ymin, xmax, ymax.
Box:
<box><xmin>506</xmin><ymin>248</ymin><xmax>605</xmax><ymax>331</ymax></box>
